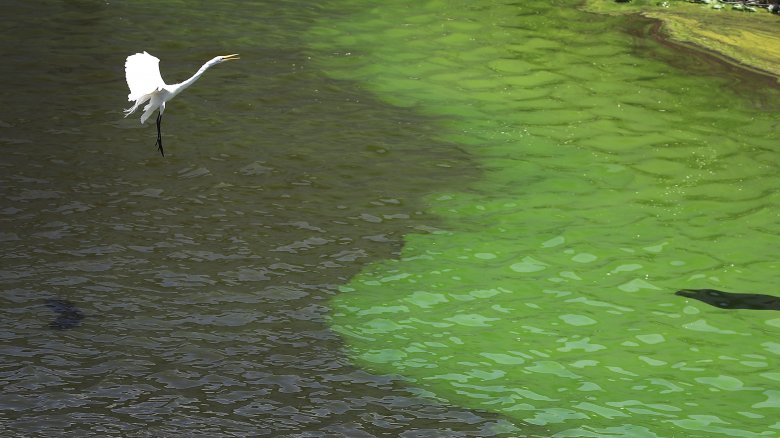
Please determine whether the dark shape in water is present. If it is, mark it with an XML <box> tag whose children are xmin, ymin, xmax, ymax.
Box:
<box><xmin>45</xmin><ymin>299</ymin><xmax>86</xmax><ymax>329</ymax></box>
<box><xmin>676</xmin><ymin>289</ymin><xmax>780</xmax><ymax>311</ymax></box>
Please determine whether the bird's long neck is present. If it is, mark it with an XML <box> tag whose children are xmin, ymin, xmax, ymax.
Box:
<box><xmin>170</xmin><ymin>60</ymin><xmax>215</xmax><ymax>97</ymax></box>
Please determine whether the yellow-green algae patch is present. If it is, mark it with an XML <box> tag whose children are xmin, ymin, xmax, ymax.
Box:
<box><xmin>583</xmin><ymin>0</ymin><xmax>780</xmax><ymax>80</ymax></box>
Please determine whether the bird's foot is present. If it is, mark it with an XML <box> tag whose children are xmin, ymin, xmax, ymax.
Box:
<box><xmin>155</xmin><ymin>137</ymin><xmax>165</xmax><ymax>157</ymax></box>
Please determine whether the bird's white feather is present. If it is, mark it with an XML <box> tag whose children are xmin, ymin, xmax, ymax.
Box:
<box><xmin>125</xmin><ymin>51</ymin><xmax>166</xmax><ymax>102</ymax></box>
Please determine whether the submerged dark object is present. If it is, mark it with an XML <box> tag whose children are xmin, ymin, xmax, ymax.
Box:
<box><xmin>45</xmin><ymin>299</ymin><xmax>86</xmax><ymax>330</ymax></box>
<box><xmin>676</xmin><ymin>289</ymin><xmax>780</xmax><ymax>311</ymax></box>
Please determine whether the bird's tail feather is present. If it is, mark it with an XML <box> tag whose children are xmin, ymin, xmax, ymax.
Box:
<box><xmin>124</xmin><ymin>95</ymin><xmax>151</xmax><ymax>120</ymax></box>
<box><xmin>140</xmin><ymin>103</ymin><xmax>156</xmax><ymax>125</ymax></box>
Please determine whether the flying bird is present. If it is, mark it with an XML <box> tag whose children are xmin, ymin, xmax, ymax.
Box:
<box><xmin>123</xmin><ymin>51</ymin><xmax>239</xmax><ymax>156</ymax></box>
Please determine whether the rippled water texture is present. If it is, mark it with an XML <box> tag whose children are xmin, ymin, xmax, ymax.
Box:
<box><xmin>309</xmin><ymin>1</ymin><xmax>780</xmax><ymax>436</ymax></box>
<box><xmin>0</xmin><ymin>1</ymin><xmax>513</xmax><ymax>435</ymax></box>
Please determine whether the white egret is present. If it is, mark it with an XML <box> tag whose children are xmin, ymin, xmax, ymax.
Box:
<box><xmin>123</xmin><ymin>51</ymin><xmax>240</xmax><ymax>156</ymax></box>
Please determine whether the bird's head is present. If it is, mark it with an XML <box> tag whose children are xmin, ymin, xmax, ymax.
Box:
<box><xmin>217</xmin><ymin>54</ymin><xmax>240</xmax><ymax>63</ymax></box>
<box><xmin>206</xmin><ymin>54</ymin><xmax>240</xmax><ymax>66</ymax></box>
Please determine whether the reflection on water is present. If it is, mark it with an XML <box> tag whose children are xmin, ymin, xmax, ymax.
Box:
<box><xmin>0</xmin><ymin>0</ymin><xmax>512</xmax><ymax>435</ymax></box>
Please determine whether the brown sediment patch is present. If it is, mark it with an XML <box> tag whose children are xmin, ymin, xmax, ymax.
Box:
<box><xmin>582</xmin><ymin>0</ymin><xmax>780</xmax><ymax>85</ymax></box>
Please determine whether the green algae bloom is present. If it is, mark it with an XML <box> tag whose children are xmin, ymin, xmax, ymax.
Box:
<box><xmin>310</xmin><ymin>1</ymin><xmax>780</xmax><ymax>435</ymax></box>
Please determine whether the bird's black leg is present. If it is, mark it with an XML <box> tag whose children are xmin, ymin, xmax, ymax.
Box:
<box><xmin>154</xmin><ymin>113</ymin><xmax>165</xmax><ymax>157</ymax></box>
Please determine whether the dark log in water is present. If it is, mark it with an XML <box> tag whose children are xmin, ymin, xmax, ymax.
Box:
<box><xmin>676</xmin><ymin>289</ymin><xmax>780</xmax><ymax>311</ymax></box>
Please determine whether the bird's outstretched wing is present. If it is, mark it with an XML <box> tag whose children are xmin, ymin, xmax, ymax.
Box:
<box><xmin>125</xmin><ymin>51</ymin><xmax>166</xmax><ymax>102</ymax></box>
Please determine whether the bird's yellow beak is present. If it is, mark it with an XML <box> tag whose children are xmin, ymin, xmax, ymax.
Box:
<box><xmin>221</xmin><ymin>54</ymin><xmax>240</xmax><ymax>61</ymax></box>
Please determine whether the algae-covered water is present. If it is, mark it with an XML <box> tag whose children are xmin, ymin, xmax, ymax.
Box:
<box><xmin>310</xmin><ymin>1</ymin><xmax>780</xmax><ymax>436</ymax></box>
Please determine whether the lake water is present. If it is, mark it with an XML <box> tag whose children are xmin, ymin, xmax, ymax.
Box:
<box><xmin>2</xmin><ymin>0</ymin><xmax>780</xmax><ymax>436</ymax></box>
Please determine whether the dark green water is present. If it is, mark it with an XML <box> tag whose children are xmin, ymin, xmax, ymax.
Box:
<box><xmin>2</xmin><ymin>0</ymin><xmax>779</xmax><ymax>436</ymax></box>
<box><xmin>0</xmin><ymin>1</ymin><xmax>507</xmax><ymax>435</ymax></box>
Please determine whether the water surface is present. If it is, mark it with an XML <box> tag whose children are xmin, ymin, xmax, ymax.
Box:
<box><xmin>3</xmin><ymin>0</ymin><xmax>780</xmax><ymax>436</ymax></box>
<box><xmin>0</xmin><ymin>1</ymin><xmax>509</xmax><ymax>435</ymax></box>
<box><xmin>309</xmin><ymin>1</ymin><xmax>780</xmax><ymax>436</ymax></box>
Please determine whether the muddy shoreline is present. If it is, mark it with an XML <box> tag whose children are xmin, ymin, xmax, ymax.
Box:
<box><xmin>642</xmin><ymin>16</ymin><xmax>780</xmax><ymax>91</ymax></box>
<box><xmin>583</xmin><ymin>0</ymin><xmax>780</xmax><ymax>85</ymax></box>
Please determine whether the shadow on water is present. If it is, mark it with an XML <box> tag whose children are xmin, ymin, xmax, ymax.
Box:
<box><xmin>0</xmin><ymin>1</ymin><xmax>521</xmax><ymax>436</ymax></box>
<box><xmin>45</xmin><ymin>298</ymin><xmax>86</xmax><ymax>330</ymax></box>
